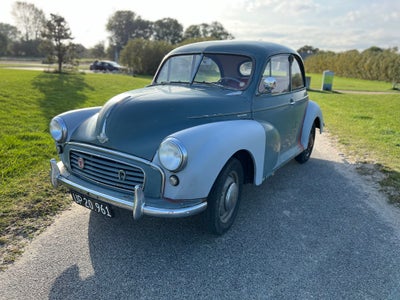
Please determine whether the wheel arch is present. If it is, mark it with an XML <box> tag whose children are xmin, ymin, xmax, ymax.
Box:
<box><xmin>155</xmin><ymin>120</ymin><xmax>266</xmax><ymax>200</ymax></box>
<box><xmin>300</xmin><ymin>100</ymin><xmax>324</xmax><ymax>149</ymax></box>
<box><xmin>233</xmin><ymin>150</ymin><xmax>255</xmax><ymax>185</ymax></box>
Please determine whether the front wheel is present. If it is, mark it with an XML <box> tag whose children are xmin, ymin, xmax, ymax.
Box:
<box><xmin>205</xmin><ymin>158</ymin><xmax>243</xmax><ymax>235</ymax></box>
<box><xmin>295</xmin><ymin>123</ymin><xmax>316</xmax><ymax>164</ymax></box>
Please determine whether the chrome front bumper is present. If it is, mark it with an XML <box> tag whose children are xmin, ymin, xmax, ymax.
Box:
<box><xmin>50</xmin><ymin>159</ymin><xmax>207</xmax><ymax>219</ymax></box>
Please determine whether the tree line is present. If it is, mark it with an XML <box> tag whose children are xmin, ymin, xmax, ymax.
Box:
<box><xmin>0</xmin><ymin>1</ymin><xmax>233</xmax><ymax>73</ymax></box>
<box><xmin>106</xmin><ymin>10</ymin><xmax>232</xmax><ymax>74</ymax></box>
<box><xmin>300</xmin><ymin>45</ymin><xmax>400</xmax><ymax>87</ymax></box>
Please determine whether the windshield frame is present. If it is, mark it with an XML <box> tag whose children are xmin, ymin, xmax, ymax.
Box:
<box><xmin>153</xmin><ymin>53</ymin><xmax>254</xmax><ymax>91</ymax></box>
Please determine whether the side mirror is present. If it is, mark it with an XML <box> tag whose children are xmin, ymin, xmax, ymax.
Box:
<box><xmin>263</xmin><ymin>76</ymin><xmax>276</xmax><ymax>93</ymax></box>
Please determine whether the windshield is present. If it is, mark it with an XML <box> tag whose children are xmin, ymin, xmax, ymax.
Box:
<box><xmin>155</xmin><ymin>54</ymin><xmax>253</xmax><ymax>90</ymax></box>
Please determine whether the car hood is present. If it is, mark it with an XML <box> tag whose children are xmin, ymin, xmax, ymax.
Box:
<box><xmin>71</xmin><ymin>85</ymin><xmax>250</xmax><ymax>160</ymax></box>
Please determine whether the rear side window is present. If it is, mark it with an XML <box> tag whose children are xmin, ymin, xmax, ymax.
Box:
<box><xmin>291</xmin><ymin>57</ymin><xmax>304</xmax><ymax>90</ymax></box>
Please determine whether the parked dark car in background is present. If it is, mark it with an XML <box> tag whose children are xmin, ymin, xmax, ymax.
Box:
<box><xmin>50</xmin><ymin>40</ymin><xmax>324</xmax><ymax>235</ymax></box>
<box><xmin>89</xmin><ymin>60</ymin><xmax>126</xmax><ymax>72</ymax></box>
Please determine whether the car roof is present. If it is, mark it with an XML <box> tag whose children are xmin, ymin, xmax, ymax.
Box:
<box><xmin>168</xmin><ymin>40</ymin><xmax>298</xmax><ymax>59</ymax></box>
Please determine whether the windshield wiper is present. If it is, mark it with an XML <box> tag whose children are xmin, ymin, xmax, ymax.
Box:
<box><xmin>193</xmin><ymin>80</ymin><xmax>226</xmax><ymax>88</ymax></box>
<box><xmin>156</xmin><ymin>81</ymin><xmax>190</xmax><ymax>85</ymax></box>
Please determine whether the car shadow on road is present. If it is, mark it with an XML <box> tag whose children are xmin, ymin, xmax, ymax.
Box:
<box><xmin>48</xmin><ymin>157</ymin><xmax>400</xmax><ymax>299</ymax></box>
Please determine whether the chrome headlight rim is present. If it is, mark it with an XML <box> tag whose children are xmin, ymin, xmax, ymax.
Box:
<box><xmin>158</xmin><ymin>137</ymin><xmax>187</xmax><ymax>172</ymax></box>
<box><xmin>50</xmin><ymin>116</ymin><xmax>67</xmax><ymax>143</ymax></box>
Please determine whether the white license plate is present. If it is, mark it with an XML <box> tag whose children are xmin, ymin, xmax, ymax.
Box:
<box><xmin>71</xmin><ymin>191</ymin><xmax>113</xmax><ymax>218</ymax></box>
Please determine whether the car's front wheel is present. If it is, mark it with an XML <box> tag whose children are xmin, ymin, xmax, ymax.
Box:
<box><xmin>295</xmin><ymin>123</ymin><xmax>316</xmax><ymax>164</ymax></box>
<box><xmin>205</xmin><ymin>158</ymin><xmax>243</xmax><ymax>235</ymax></box>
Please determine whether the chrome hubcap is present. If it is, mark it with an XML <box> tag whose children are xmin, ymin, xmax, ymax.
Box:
<box><xmin>219</xmin><ymin>172</ymin><xmax>239</xmax><ymax>223</ymax></box>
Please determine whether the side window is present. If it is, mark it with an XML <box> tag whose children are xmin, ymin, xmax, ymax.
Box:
<box><xmin>259</xmin><ymin>55</ymin><xmax>290</xmax><ymax>94</ymax></box>
<box><xmin>291</xmin><ymin>57</ymin><xmax>304</xmax><ymax>90</ymax></box>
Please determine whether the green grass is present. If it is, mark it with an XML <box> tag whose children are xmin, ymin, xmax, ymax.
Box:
<box><xmin>0</xmin><ymin>68</ymin><xmax>399</xmax><ymax>268</ymax></box>
<box><xmin>309</xmin><ymin>92</ymin><xmax>400</xmax><ymax>168</ymax></box>
<box><xmin>307</xmin><ymin>73</ymin><xmax>395</xmax><ymax>91</ymax></box>
<box><xmin>0</xmin><ymin>69</ymin><xmax>151</xmax><ymax>268</ymax></box>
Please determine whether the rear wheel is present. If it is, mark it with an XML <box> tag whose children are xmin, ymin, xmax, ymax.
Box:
<box><xmin>205</xmin><ymin>158</ymin><xmax>243</xmax><ymax>235</ymax></box>
<box><xmin>295</xmin><ymin>123</ymin><xmax>316</xmax><ymax>164</ymax></box>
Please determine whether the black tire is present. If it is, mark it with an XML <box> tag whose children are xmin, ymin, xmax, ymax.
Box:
<box><xmin>205</xmin><ymin>158</ymin><xmax>243</xmax><ymax>235</ymax></box>
<box><xmin>295</xmin><ymin>123</ymin><xmax>316</xmax><ymax>164</ymax></box>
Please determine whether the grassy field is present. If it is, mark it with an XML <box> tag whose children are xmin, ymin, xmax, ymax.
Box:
<box><xmin>0</xmin><ymin>69</ymin><xmax>399</xmax><ymax>268</ymax></box>
<box><xmin>0</xmin><ymin>69</ymin><xmax>151</xmax><ymax>267</ymax></box>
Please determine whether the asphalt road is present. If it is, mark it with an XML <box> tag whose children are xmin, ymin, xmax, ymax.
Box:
<box><xmin>1</xmin><ymin>133</ymin><xmax>400</xmax><ymax>300</ymax></box>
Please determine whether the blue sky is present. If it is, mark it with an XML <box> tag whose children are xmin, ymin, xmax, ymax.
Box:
<box><xmin>1</xmin><ymin>0</ymin><xmax>399</xmax><ymax>51</ymax></box>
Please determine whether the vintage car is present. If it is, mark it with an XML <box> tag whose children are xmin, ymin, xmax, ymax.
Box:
<box><xmin>50</xmin><ymin>40</ymin><xmax>324</xmax><ymax>235</ymax></box>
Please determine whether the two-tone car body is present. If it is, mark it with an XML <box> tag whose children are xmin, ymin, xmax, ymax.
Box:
<box><xmin>50</xmin><ymin>40</ymin><xmax>323</xmax><ymax>234</ymax></box>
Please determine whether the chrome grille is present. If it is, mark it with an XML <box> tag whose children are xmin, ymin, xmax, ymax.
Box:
<box><xmin>70</xmin><ymin>150</ymin><xmax>144</xmax><ymax>192</ymax></box>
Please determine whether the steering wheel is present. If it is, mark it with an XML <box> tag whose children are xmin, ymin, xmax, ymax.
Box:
<box><xmin>218</xmin><ymin>77</ymin><xmax>242</xmax><ymax>85</ymax></box>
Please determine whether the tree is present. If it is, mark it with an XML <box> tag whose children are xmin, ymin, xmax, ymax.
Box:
<box><xmin>106</xmin><ymin>10</ymin><xmax>153</xmax><ymax>60</ymax></box>
<box><xmin>208</xmin><ymin>21</ymin><xmax>234</xmax><ymax>40</ymax></box>
<box><xmin>12</xmin><ymin>2</ymin><xmax>45</xmax><ymax>41</ymax></box>
<box><xmin>183</xmin><ymin>22</ymin><xmax>233</xmax><ymax>40</ymax></box>
<box><xmin>90</xmin><ymin>42</ymin><xmax>107</xmax><ymax>58</ymax></box>
<box><xmin>63</xmin><ymin>43</ymin><xmax>86</xmax><ymax>67</ymax></box>
<box><xmin>133</xmin><ymin>18</ymin><xmax>153</xmax><ymax>40</ymax></box>
<box><xmin>183</xmin><ymin>25</ymin><xmax>202</xmax><ymax>39</ymax></box>
<box><xmin>0</xmin><ymin>33</ymin><xmax>7</xmax><ymax>55</ymax></box>
<box><xmin>0</xmin><ymin>23</ymin><xmax>19</xmax><ymax>55</ymax></box>
<box><xmin>362</xmin><ymin>46</ymin><xmax>384</xmax><ymax>54</ymax></box>
<box><xmin>72</xmin><ymin>43</ymin><xmax>88</xmax><ymax>59</ymax></box>
<box><xmin>153</xmin><ymin>18</ymin><xmax>183</xmax><ymax>44</ymax></box>
<box><xmin>42</xmin><ymin>14</ymin><xmax>73</xmax><ymax>73</ymax></box>
<box><xmin>11</xmin><ymin>39</ymin><xmax>42</xmax><ymax>56</ymax></box>
<box><xmin>297</xmin><ymin>45</ymin><xmax>319</xmax><ymax>59</ymax></box>
<box><xmin>0</xmin><ymin>23</ymin><xmax>19</xmax><ymax>41</ymax></box>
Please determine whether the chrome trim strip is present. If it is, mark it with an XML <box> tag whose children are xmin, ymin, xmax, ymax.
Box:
<box><xmin>188</xmin><ymin>110</ymin><xmax>250</xmax><ymax>120</ymax></box>
<box><xmin>143</xmin><ymin>202</ymin><xmax>207</xmax><ymax>218</ymax></box>
<box><xmin>97</xmin><ymin>95</ymin><xmax>131</xmax><ymax>144</ymax></box>
<box><xmin>67</xmin><ymin>142</ymin><xmax>158</xmax><ymax>167</ymax></box>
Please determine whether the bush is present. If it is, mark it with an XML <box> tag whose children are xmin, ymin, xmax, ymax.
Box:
<box><xmin>120</xmin><ymin>39</ymin><xmax>173</xmax><ymax>75</ymax></box>
<box><xmin>304</xmin><ymin>47</ymin><xmax>400</xmax><ymax>84</ymax></box>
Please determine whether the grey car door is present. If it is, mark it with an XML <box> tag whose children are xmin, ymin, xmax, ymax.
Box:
<box><xmin>253</xmin><ymin>54</ymin><xmax>307</xmax><ymax>169</ymax></box>
<box><xmin>253</xmin><ymin>55</ymin><xmax>292</xmax><ymax>154</ymax></box>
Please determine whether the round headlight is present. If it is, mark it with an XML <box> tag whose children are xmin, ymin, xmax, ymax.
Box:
<box><xmin>158</xmin><ymin>138</ymin><xmax>187</xmax><ymax>172</ymax></box>
<box><xmin>50</xmin><ymin>117</ymin><xmax>67</xmax><ymax>142</ymax></box>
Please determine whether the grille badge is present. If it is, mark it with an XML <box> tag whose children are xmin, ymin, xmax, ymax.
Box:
<box><xmin>77</xmin><ymin>157</ymin><xmax>85</xmax><ymax>169</ymax></box>
<box><xmin>118</xmin><ymin>169</ymin><xmax>127</xmax><ymax>181</ymax></box>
